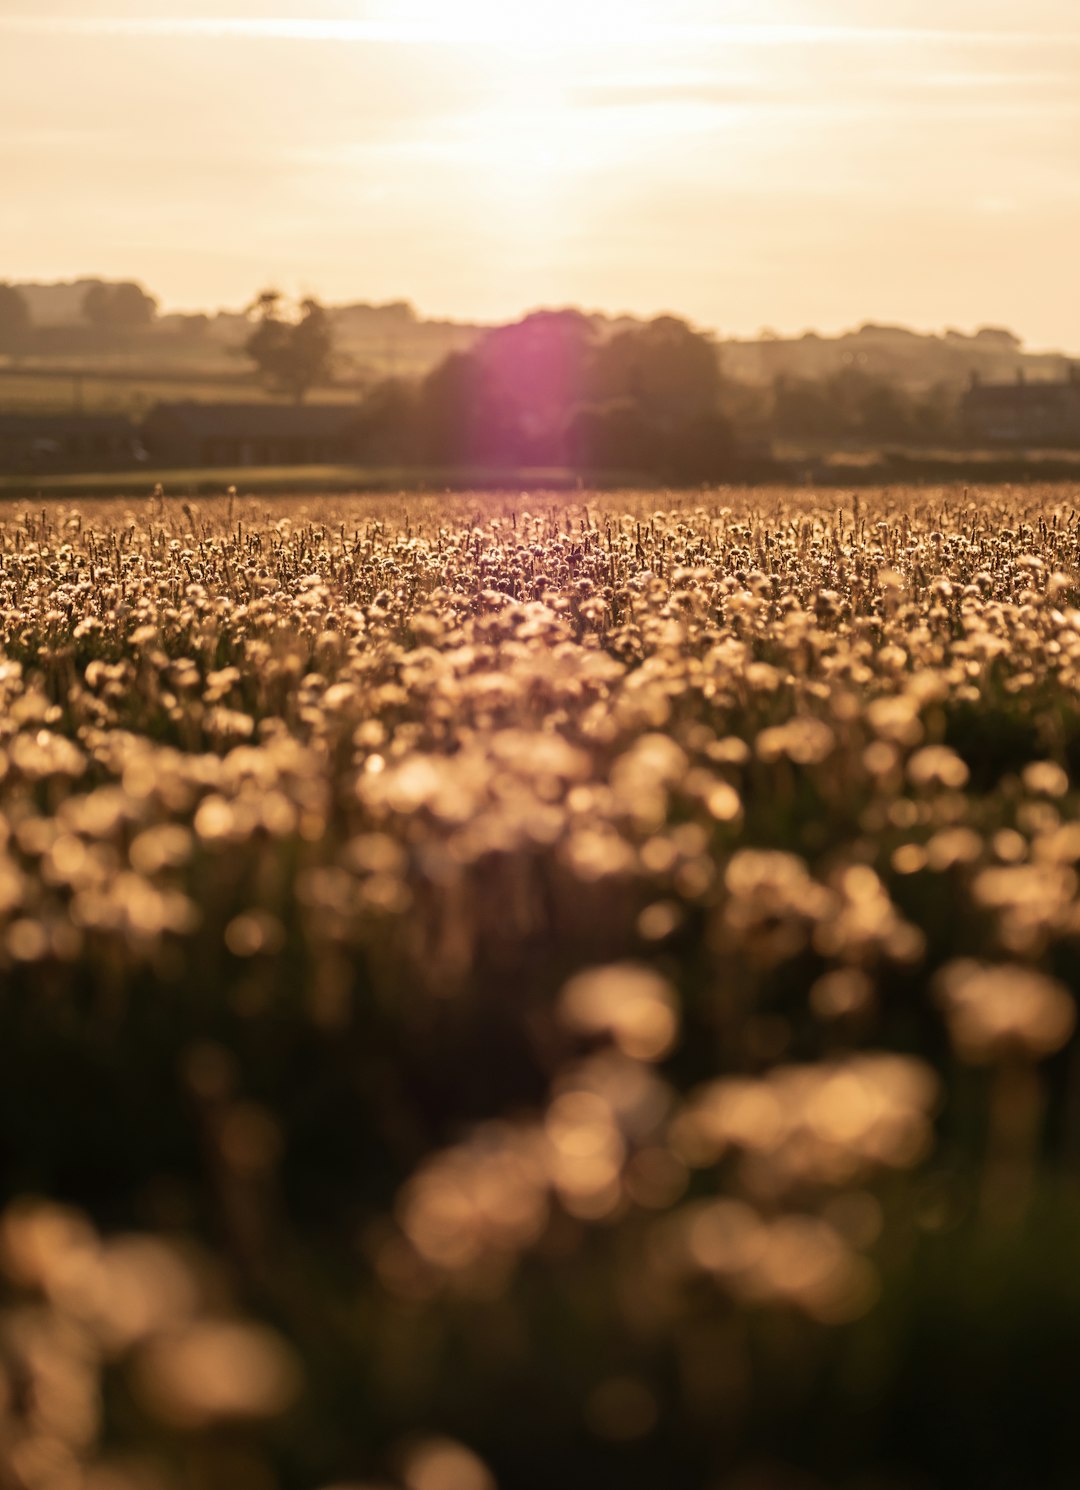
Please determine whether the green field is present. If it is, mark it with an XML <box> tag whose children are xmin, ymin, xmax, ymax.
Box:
<box><xmin>2</xmin><ymin>486</ymin><xmax>1080</xmax><ymax>1490</ymax></box>
<box><xmin>0</xmin><ymin>359</ymin><xmax>362</xmax><ymax>416</ymax></box>
<box><xmin>0</xmin><ymin>332</ymin><xmax>462</xmax><ymax>416</ymax></box>
<box><xmin>0</xmin><ymin>463</ymin><xmax>592</xmax><ymax>498</ymax></box>
<box><xmin>0</xmin><ymin>463</ymin><xmax>382</xmax><ymax>496</ymax></box>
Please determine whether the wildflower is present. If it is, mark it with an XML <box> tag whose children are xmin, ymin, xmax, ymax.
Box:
<box><xmin>936</xmin><ymin>960</ymin><xmax>1076</xmax><ymax>1062</ymax></box>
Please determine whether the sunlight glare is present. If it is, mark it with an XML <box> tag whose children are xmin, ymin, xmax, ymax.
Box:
<box><xmin>369</xmin><ymin>0</ymin><xmax>657</xmax><ymax>50</ymax></box>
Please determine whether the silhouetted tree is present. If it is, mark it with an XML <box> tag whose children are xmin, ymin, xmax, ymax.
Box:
<box><xmin>910</xmin><ymin>382</ymin><xmax>961</xmax><ymax>443</ymax></box>
<box><xmin>717</xmin><ymin>376</ymin><xmax>772</xmax><ymax>438</ymax></box>
<box><xmin>0</xmin><ymin>284</ymin><xmax>31</xmax><ymax>353</ymax></box>
<box><xmin>665</xmin><ymin>411</ymin><xmax>737</xmax><ymax>481</ymax></box>
<box><xmin>415</xmin><ymin>351</ymin><xmax>511</xmax><ymax>465</ymax></box>
<box><xmin>589</xmin><ymin>316</ymin><xmax>721</xmax><ymax>425</ymax></box>
<box><xmin>245</xmin><ymin>292</ymin><xmax>335</xmax><ymax>402</ymax></box>
<box><xmin>355</xmin><ymin>378</ymin><xmax>419</xmax><ymax>463</ymax></box>
<box><xmin>480</xmin><ymin>312</ymin><xmax>595</xmax><ymax>429</ymax></box>
<box><xmin>178</xmin><ymin>313</ymin><xmax>211</xmax><ymax>340</ymax></box>
<box><xmin>771</xmin><ymin>376</ymin><xmax>848</xmax><ymax>440</ymax></box>
<box><xmin>824</xmin><ymin>367</ymin><xmax>878</xmax><ymax>429</ymax></box>
<box><xmin>566</xmin><ymin>399</ymin><xmax>660</xmax><ymax>473</ymax></box>
<box><xmin>82</xmin><ymin>281</ymin><xmax>158</xmax><ymax>332</ymax></box>
<box><xmin>857</xmin><ymin>381</ymin><xmax>916</xmax><ymax>442</ymax></box>
<box><xmin>355</xmin><ymin>310</ymin><xmax>740</xmax><ymax>478</ymax></box>
<box><xmin>407</xmin><ymin>311</ymin><xmax>599</xmax><ymax>467</ymax></box>
<box><xmin>81</xmin><ymin>283</ymin><xmax>111</xmax><ymax>329</ymax></box>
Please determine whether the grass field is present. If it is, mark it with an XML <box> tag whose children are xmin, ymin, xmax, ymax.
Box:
<box><xmin>0</xmin><ymin>360</ymin><xmax>362</xmax><ymax>416</ymax></box>
<box><xmin>0</xmin><ymin>463</ymin><xmax>392</xmax><ymax>497</ymax></box>
<box><xmin>0</xmin><ymin>464</ymin><xmax>594</xmax><ymax>500</ymax></box>
<box><xmin>5</xmin><ymin>455</ymin><xmax>1080</xmax><ymax>504</ymax></box>
<box><xmin>1</xmin><ymin>485</ymin><xmax>1080</xmax><ymax>1490</ymax></box>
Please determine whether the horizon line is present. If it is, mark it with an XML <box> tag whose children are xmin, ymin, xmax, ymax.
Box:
<box><xmin>12</xmin><ymin>282</ymin><xmax>1079</xmax><ymax>356</ymax></box>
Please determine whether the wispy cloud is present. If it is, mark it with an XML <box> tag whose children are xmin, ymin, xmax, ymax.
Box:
<box><xmin>2</xmin><ymin>15</ymin><xmax>1080</xmax><ymax>47</ymax></box>
<box><xmin>2</xmin><ymin>6</ymin><xmax>1078</xmax><ymax>345</ymax></box>
<box><xmin>571</xmin><ymin>74</ymin><xmax>1080</xmax><ymax>114</ymax></box>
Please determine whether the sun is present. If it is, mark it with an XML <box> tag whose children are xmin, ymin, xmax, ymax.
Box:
<box><xmin>363</xmin><ymin>0</ymin><xmax>750</xmax><ymax>278</ymax></box>
<box><xmin>365</xmin><ymin>0</ymin><xmax>648</xmax><ymax>193</ymax></box>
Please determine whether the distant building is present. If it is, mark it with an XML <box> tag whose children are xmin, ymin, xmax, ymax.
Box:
<box><xmin>141</xmin><ymin>402</ymin><xmax>359</xmax><ymax>467</ymax></box>
<box><xmin>962</xmin><ymin>370</ymin><xmax>1080</xmax><ymax>447</ymax></box>
<box><xmin>0</xmin><ymin>414</ymin><xmax>142</xmax><ymax>473</ymax></box>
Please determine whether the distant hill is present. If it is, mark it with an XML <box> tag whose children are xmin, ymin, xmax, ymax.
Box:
<box><xmin>7</xmin><ymin>280</ymin><xmax>1076</xmax><ymax>390</ymax></box>
<box><xmin>15</xmin><ymin>279</ymin><xmax>116</xmax><ymax>328</ymax></box>
<box><xmin>720</xmin><ymin>323</ymin><xmax>1072</xmax><ymax>392</ymax></box>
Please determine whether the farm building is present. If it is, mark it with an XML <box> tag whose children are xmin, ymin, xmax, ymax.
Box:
<box><xmin>962</xmin><ymin>369</ymin><xmax>1080</xmax><ymax>446</ymax></box>
<box><xmin>142</xmin><ymin>402</ymin><xmax>359</xmax><ymax>467</ymax></box>
<box><xmin>0</xmin><ymin>414</ymin><xmax>142</xmax><ymax>473</ymax></box>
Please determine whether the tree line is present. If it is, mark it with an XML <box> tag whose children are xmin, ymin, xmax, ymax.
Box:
<box><xmin>342</xmin><ymin>310</ymin><xmax>965</xmax><ymax>474</ymax></box>
<box><xmin>351</xmin><ymin>310</ymin><xmax>738</xmax><ymax>478</ymax></box>
<box><xmin>0</xmin><ymin>280</ymin><xmax>969</xmax><ymax>468</ymax></box>
<box><xmin>0</xmin><ymin>281</ymin><xmax>159</xmax><ymax>351</ymax></box>
<box><xmin>240</xmin><ymin>295</ymin><xmax>964</xmax><ymax>467</ymax></box>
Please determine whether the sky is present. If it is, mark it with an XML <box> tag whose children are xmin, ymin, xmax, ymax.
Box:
<box><xmin>2</xmin><ymin>0</ymin><xmax>1079</xmax><ymax>349</ymax></box>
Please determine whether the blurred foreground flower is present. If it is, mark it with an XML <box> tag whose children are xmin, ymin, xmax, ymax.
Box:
<box><xmin>936</xmin><ymin>960</ymin><xmax>1076</xmax><ymax>1063</ymax></box>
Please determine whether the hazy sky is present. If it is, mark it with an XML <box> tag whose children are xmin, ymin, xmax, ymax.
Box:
<box><xmin>2</xmin><ymin>0</ymin><xmax>1079</xmax><ymax>347</ymax></box>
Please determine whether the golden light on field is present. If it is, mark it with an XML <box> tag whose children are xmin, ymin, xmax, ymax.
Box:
<box><xmin>0</xmin><ymin>486</ymin><xmax>1077</xmax><ymax>1484</ymax></box>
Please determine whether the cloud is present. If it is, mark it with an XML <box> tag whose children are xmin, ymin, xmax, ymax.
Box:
<box><xmin>3</xmin><ymin>15</ymin><xmax>1080</xmax><ymax>47</ymax></box>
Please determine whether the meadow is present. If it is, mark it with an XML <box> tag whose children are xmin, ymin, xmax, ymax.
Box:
<box><xmin>1</xmin><ymin>485</ymin><xmax>1080</xmax><ymax>1490</ymax></box>
<box><xmin>0</xmin><ymin>362</ymin><xmax>317</xmax><ymax>418</ymax></box>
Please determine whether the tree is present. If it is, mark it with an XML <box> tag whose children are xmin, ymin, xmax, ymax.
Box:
<box><xmin>0</xmin><ymin>284</ymin><xmax>31</xmax><ymax>353</ymax></box>
<box><xmin>81</xmin><ymin>283</ymin><xmax>110</xmax><ymax>328</ymax></box>
<box><xmin>480</xmin><ymin>312</ymin><xmax>595</xmax><ymax>422</ymax></box>
<box><xmin>177</xmin><ymin>313</ymin><xmax>211</xmax><ymax>340</ymax></box>
<box><xmin>82</xmin><ymin>281</ymin><xmax>158</xmax><ymax>332</ymax></box>
<box><xmin>245</xmin><ymin>292</ymin><xmax>335</xmax><ymax>402</ymax></box>
<box><xmin>565</xmin><ymin>399</ymin><xmax>660</xmax><ymax>474</ymax></box>
<box><xmin>354</xmin><ymin>308</ymin><xmax>743</xmax><ymax>478</ymax></box>
<box><xmin>911</xmin><ymin>382</ymin><xmax>961</xmax><ymax>444</ymax></box>
<box><xmin>771</xmin><ymin>376</ymin><xmax>848</xmax><ymax>441</ymax></box>
<box><xmin>856</xmin><ymin>380</ymin><xmax>916</xmax><ymax>442</ymax></box>
<box><xmin>415</xmin><ymin>351</ymin><xmax>500</xmax><ymax>465</ymax></box>
<box><xmin>589</xmin><ymin>316</ymin><xmax>721</xmax><ymax>426</ymax></box>
<box><xmin>665</xmin><ymin>411</ymin><xmax>737</xmax><ymax>481</ymax></box>
<box><xmin>355</xmin><ymin>378</ymin><xmax>419</xmax><ymax>463</ymax></box>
